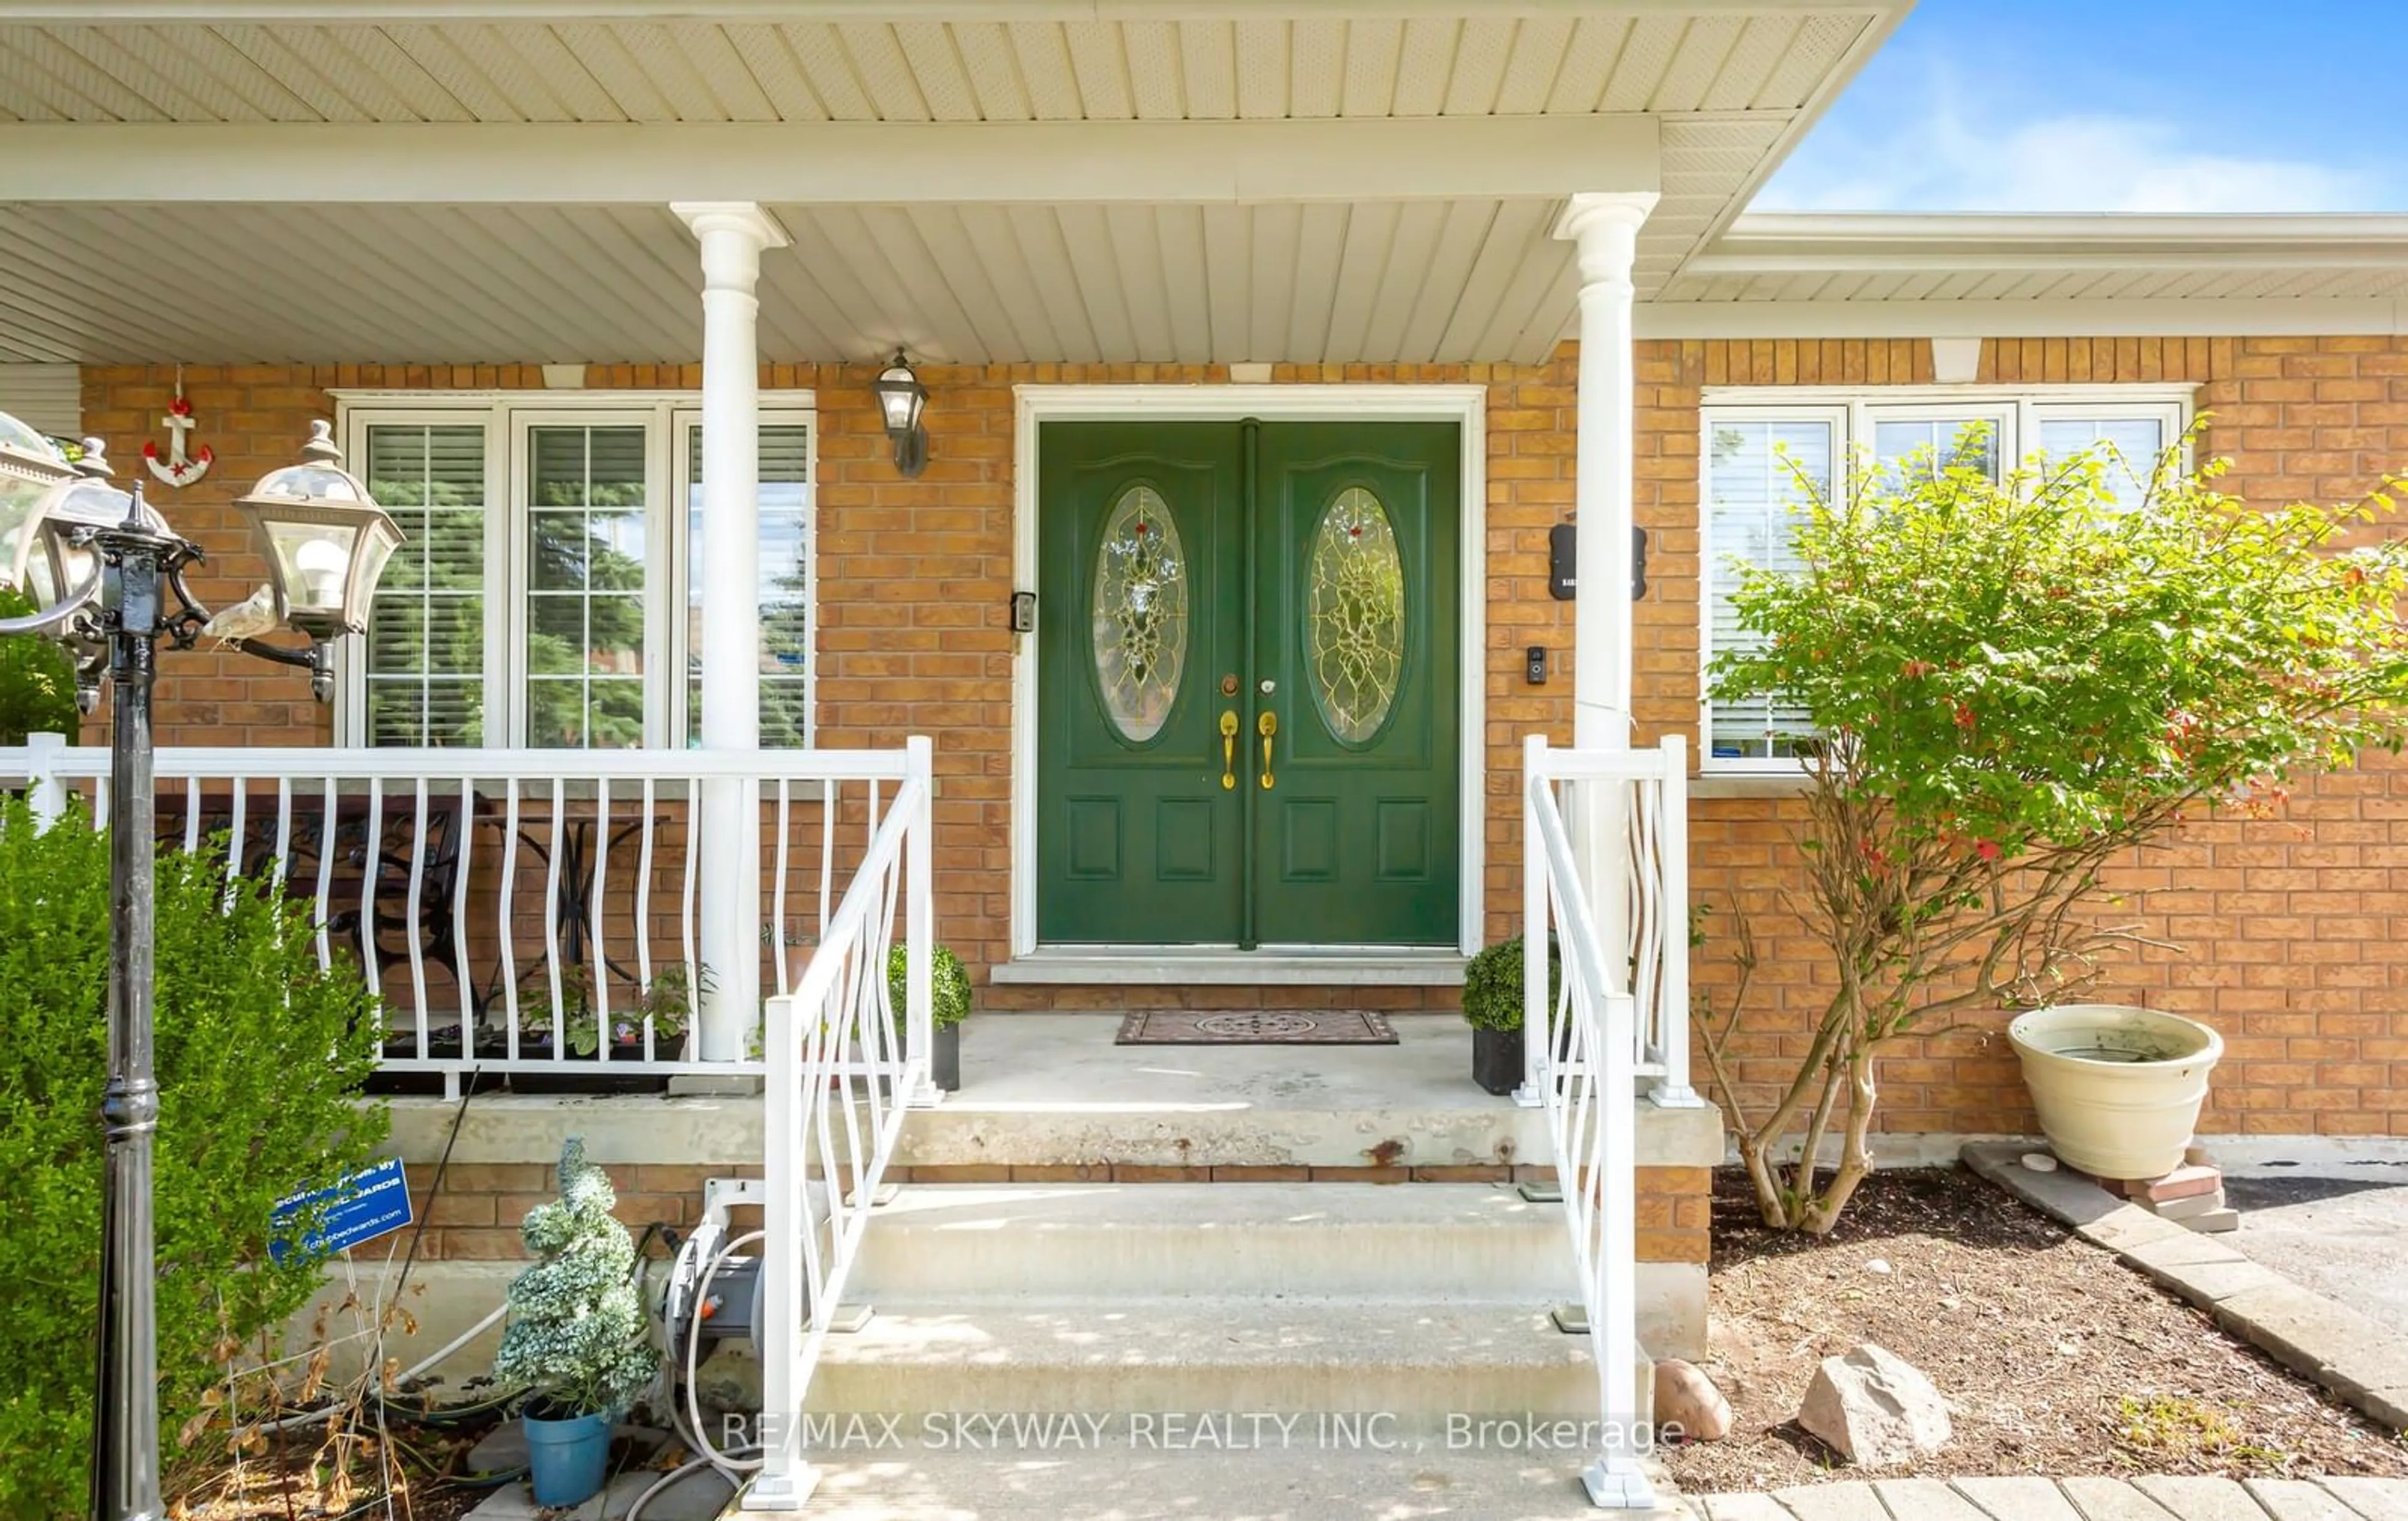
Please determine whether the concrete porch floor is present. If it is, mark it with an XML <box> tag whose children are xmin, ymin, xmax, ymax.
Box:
<box><xmin>915</xmin><ymin>1014</ymin><xmax>1721</xmax><ymax>1173</ymax></box>
<box><xmin>386</xmin><ymin>1014</ymin><xmax>1723</xmax><ymax>1176</ymax></box>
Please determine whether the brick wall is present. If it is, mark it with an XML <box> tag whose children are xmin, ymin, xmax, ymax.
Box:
<box><xmin>80</xmin><ymin>354</ymin><xmax>1583</xmax><ymax>1005</ymax></box>
<box><xmin>399</xmin><ymin>1155</ymin><xmax>1704</xmax><ymax>1266</ymax></box>
<box><xmin>1629</xmin><ymin>335</ymin><xmax>2408</xmax><ymax>1140</ymax></box>
<box><xmin>79</xmin><ymin>334</ymin><xmax>2408</xmax><ymax>1140</ymax></box>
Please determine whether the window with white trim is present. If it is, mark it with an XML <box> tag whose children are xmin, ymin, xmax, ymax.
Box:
<box><xmin>345</xmin><ymin>394</ymin><xmax>815</xmax><ymax>750</ymax></box>
<box><xmin>1700</xmin><ymin>389</ymin><xmax>2187</xmax><ymax>771</ymax></box>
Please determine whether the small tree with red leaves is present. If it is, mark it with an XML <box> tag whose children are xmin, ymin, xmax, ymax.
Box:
<box><xmin>1704</xmin><ymin>430</ymin><xmax>2408</xmax><ymax>1233</ymax></box>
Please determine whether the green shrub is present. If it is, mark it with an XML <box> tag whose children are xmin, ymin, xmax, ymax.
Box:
<box><xmin>0</xmin><ymin>586</ymin><xmax>79</xmax><ymax>744</ymax></box>
<box><xmin>0</xmin><ymin>801</ymin><xmax>387</xmax><ymax>1518</ymax></box>
<box><xmin>886</xmin><ymin>943</ymin><xmax>973</xmax><ymax>1030</ymax></box>
<box><xmin>1460</xmin><ymin>936</ymin><xmax>1558</xmax><ymax>1033</ymax></box>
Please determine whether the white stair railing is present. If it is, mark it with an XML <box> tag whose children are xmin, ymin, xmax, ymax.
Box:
<box><xmin>748</xmin><ymin>734</ymin><xmax>934</xmax><ymax>1512</ymax></box>
<box><xmin>1522</xmin><ymin>733</ymin><xmax>1690</xmax><ymax>1510</ymax></box>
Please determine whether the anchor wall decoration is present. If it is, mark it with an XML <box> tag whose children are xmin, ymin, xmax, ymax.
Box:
<box><xmin>142</xmin><ymin>370</ymin><xmax>214</xmax><ymax>488</ymax></box>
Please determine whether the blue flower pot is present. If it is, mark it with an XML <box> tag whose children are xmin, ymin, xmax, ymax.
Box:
<box><xmin>522</xmin><ymin>1405</ymin><xmax>613</xmax><ymax>1508</ymax></box>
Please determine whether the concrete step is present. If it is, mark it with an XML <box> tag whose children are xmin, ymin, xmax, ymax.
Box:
<box><xmin>850</xmin><ymin>1183</ymin><xmax>1580</xmax><ymax>1301</ymax></box>
<box><xmin>778</xmin><ymin>1443</ymin><xmax>1675</xmax><ymax>1520</ymax></box>
<box><xmin>800</xmin><ymin>1296</ymin><xmax>1601</xmax><ymax>1429</ymax></box>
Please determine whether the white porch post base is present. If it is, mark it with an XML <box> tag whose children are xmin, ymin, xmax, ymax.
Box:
<box><xmin>1581</xmin><ymin>1457</ymin><xmax>1660</xmax><ymax>1510</ymax></box>
<box><xmin>739</xmin><ymin>1468</ymin><xmax>820</xmax><ymax>1512</ymax></box>
<box><xmin>1647</xmin><ymin>1082</ymin><xmax>1706</xmax><ymax>1108</ymax></box>
<box><xmin>676</xmin><ymin>200</ymin><xmax>789</xmax><ymax>1061</ymax></box>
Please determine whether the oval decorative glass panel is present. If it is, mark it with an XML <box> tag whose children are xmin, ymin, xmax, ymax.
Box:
<box><xmin>1307</xmin><ymin>486</ymin><xmax>1405</xmax><ymax>744</ymax></box>
<box><xmin>1090</xmin><ymin>485</ymin><xmax>1188</xmax><ymax>743</ymax></box>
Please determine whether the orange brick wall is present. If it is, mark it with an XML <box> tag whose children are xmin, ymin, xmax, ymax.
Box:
<box><xmin>400</xmin><ymin>1157</ymin><xmax>1703</xmax><ymax>1264</ymax></box>
<box><xmin>77</xmin><ymin>335</ymin><xmax>2408</xmax><ymax>1139</ymax></box>
<box><xmin>78</xmin><ymin>355</ymin><xmax>1582</xmax><ymax>1012</ymax></box>
<box><xmin>1631</xmin><ymin>335</ymin><xmax>2408</xmax><ymax>1140</ymax></box>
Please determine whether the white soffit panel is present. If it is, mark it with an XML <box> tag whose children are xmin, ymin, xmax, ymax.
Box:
<box><xmin>0</xmin><ymin>197</ymin><xmax>1592</xmax><ymax>366</ymax></box>
<box><xmin>0</xmin><ymin>7</ymin><xmax>1907</xmax><ymax>361</ymax></box>
<box><xmin>0</xmin><ymin>14</ymin><xmax>1876</xmax><ymax>124</ymax></box>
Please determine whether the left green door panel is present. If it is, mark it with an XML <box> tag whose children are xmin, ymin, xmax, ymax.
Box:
<box><xmin>1036</xmin><ymin>423</ymin><xmax>1247</xmax><ymax>944</ymax></box>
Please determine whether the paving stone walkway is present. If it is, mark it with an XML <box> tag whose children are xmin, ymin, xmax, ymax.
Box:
<box><xmin>1679</xmin><ymin>1476</ymin><xmax>2408</xmax><ymax>1521</ymax></box>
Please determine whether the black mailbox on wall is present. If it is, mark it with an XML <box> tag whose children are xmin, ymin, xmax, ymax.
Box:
<box><xmin>1547</xmin><ymin>522</ymin><xmax>1648</xmax><ymax>602</ymax></box>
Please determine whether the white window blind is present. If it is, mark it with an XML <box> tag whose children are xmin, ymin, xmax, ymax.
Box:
<box><xmin>362</xmin><ymin>423</ymin><xmax>489</xmax><ymax>746</ymax></box>
<box><xmin>2035</xmin><ymin>412</ymin><xmax>2167</xmax><ymax>505</ymax></box>
<box><xmin>685</xmin><ymin>422</ymin><xmax>812</xmax><ymax>748</ymax></box>
<box><xmin>1698</xmin><ymin>389</ymin><xmax>2190</xmax><ymax>771</ymax></box>
<box><xmin>1704</xmin><ymin>414</ymin><xmax>1831</xmax><ymax>764</ymax></box>
<box><xmin>524</xmin><ymin>423</ymin><xmax>652</xmax><ymax>749</ymax></box>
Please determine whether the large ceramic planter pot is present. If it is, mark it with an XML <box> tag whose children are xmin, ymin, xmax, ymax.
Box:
<box><xmin>1471</xmin><ymin>1027</ymin><xmax>1524</xmax><ymax>1096</ymax></box>
<box><xmin>522</xmin><ymin>1404</ymin><xmax>613</xmax><ymax>1508</ymax></box>
<box><xmin>2008</xmin><ymin>1004</ymin><xmax>2222</xmax><ymax>1179</ymax></box>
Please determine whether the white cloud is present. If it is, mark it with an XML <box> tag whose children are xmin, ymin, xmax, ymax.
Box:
<box><xmin>1759</xmin><ymin>75</ymin><xmax>2380</xmax><ymax>214</ymax></box>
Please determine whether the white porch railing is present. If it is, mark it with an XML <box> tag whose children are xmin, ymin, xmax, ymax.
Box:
<box><xmin>1521</xmin><ymin>733</ymin><xmax>1693</xmax><ymax>1510</ymax></box>
<box><xmin>0</xmin><ymin>730</ymin><xmax>933</xmax><ymax>1098</ymax></box>
<box><xmin>749</xmin><ymin>734</ymin><xmax>933</xmax><ymax>1511</ymax></box>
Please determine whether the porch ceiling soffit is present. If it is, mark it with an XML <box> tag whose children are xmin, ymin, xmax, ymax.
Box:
<box><xmin>0</xmin><ymin>195</ymin><xmax>1605</xmax><ymax>366</ymax></box>
<box><xmin>0</xmin><ymin>4</ymin><xmax>1903</xmax><ymax>286</ymax></box>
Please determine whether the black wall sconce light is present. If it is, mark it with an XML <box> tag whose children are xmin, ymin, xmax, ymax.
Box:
<box><xmin>874</xmin><ymin>349</ymin><xmax>929</xmax><ymax>478</ymax></box>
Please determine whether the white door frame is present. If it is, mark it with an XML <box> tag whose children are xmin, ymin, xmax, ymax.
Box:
<box><xmin>1008</xmin><ymin>383</ymin><xmax>1489</xmax><ymax>962</ymax></box>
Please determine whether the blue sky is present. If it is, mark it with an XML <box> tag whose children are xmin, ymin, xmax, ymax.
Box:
<box><xmin>1755</xmin><ymin>1</ymin><xmax>2408</xmax><ymax>213</ymax></box>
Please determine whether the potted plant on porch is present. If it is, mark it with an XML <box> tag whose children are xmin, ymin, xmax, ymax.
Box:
<box><xmin>492</xmin><ymin>1138</ymin><xmax>658</xmax><ymax>1508</ymax></box>
<box><xmin>889</xmin><ymin>942</ymin><xmax>972</xmax><ymax>1091</ymax></box>
<box><xmin>1700</xmin><ymin>431</ymin><xmax>2408</xmax><ymax>1228</ymax></box>
<box><xmin>1460</xmin><ymin>935</ymin><xmax>1556</xmax><ymax>1095</ymax></box>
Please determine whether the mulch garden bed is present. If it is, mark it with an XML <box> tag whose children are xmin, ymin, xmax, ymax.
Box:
<box><xmin>1664</xmin><ymin>1166</ymin><xmax>2408</xmax><ymax>1492</ymax></box>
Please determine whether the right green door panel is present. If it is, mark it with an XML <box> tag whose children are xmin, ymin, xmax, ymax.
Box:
<box><xmin>1035</xmin><ymin>418</ymin><xmax>1459</xmax><ymax>948</ymax></box>
<box><xmin>1250</xmin><ymin>421</ymin><xmax>1460</xmax><ymax>946</ymax></box>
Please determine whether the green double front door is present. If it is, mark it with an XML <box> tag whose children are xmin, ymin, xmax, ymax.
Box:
<box><xmin>1037</xmin><ymin>419</ymin><xmax>1459</xmax><ymax>947</ymax></box>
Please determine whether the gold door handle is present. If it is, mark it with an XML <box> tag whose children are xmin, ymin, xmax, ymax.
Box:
<box><xmin>1257</xmin><ymin>710</ymin><xmax>1278</xmax><ymax>789</ymax></box>
<box><xmin>1219</xmin><ymin>711</ymin><xmax>1238</xmax><ymax>790</ymax></box>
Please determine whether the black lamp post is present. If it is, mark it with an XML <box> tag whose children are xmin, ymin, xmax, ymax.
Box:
<box><xmin>0</xmin><ymin>413</ymin><xmax>399</xmax><ymax>1521</ymax></box>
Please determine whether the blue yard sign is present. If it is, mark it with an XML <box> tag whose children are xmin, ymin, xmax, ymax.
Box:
<box><xmin>271</xmin><ymin>1157</ymin><xmax>413</xmax><ymax>1263</ymax></box>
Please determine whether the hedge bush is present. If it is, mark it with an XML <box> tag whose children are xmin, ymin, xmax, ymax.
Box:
<box><xmin>0</xmin><ymin>799</ymin><xmax>387</xmax><ymax>1517</ymax></box>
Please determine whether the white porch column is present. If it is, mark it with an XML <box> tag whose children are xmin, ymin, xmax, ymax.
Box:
<box><xmin>1554</xmin><ymin>191</ymin><xmax>1657</xmax><ymax>754</ymax></box>
<box><xmin>676</xmin><ymin>201</ymin><xmax>789</xmax><ymax>1063</ymax></box>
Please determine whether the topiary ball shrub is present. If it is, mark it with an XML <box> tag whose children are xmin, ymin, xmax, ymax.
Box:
<box><xmin>1460</xmin><ymin>935</ymin><xmax>1560</xmax><ymax>1033</ymax></box>
<box><xmin>490</xmin><ymin>1139</ymin><xmax>657</xmax><ymax>1419</ymax></box>
<box><xmin>0</xmin><ymin>801</ymin><xmax>387</xmax><ymax>1519</ymax></box>
<box><xmin>885</xmin><ymin>943</ymin><xmax>973</xmax><ymax>1030</ymax></box>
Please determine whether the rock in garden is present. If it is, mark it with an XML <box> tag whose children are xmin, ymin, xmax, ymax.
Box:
<box><xmin>1796</xmin><ymin>1343</ymin><xmax>1951</xmax><ymax>1466</ymax></box>
<box><xmin>1652</xmin><ymin>1358</ymin><xmax>1733</xmax><ymax>1442</ymax></box>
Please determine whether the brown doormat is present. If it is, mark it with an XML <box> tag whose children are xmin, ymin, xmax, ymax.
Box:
<box><xmin>1114</xmin><ymin>1009</ymin><xmax>1398</xmax><ymax>1045</ymax></box>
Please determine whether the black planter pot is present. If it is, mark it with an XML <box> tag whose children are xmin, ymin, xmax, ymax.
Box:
<box><xmin>1471</xmin><ymin>1026</ymin><xmax>1524</xmax><ymax>1096</ymax></box>
<box><xmin>488</xmin><ymin>1031</ymin><xmax>676</xmax><ymax>1095</ymax></box>
<box><xmin>932</xmin><ymin>1022</ymin><xmax>961</xmax><ymax>1092</ymax></box>
<box><xmin>367</xmin><ymin>1028</ymin><xmax>505</xmax><ymax>1097</ymax></box>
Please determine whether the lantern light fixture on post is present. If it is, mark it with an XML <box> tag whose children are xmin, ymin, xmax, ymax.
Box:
<box><xmin>0</xmin><ymin>412</ymin><xmax>402</xmax><ymax>1521</ymax></box>
<box><xmin>873</xmin><ymin>349</ymin><xmax>929</xmax><ymax>478</ymax></box>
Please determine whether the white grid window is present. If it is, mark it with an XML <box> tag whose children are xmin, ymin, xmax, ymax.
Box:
<box><xmin>361</xmin><ymin>422</ymin><xmax>490</xmax><ymax>746</ymax></box>
<box><xmin>339</xmin><ymin>395</ymin><xmax>815</xmax><ymax>750</ymax></box>
<box><xmin>1699</xmin><ymin>389</ymin><xmax>2189</xmax><ymax>772</ymax></box>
